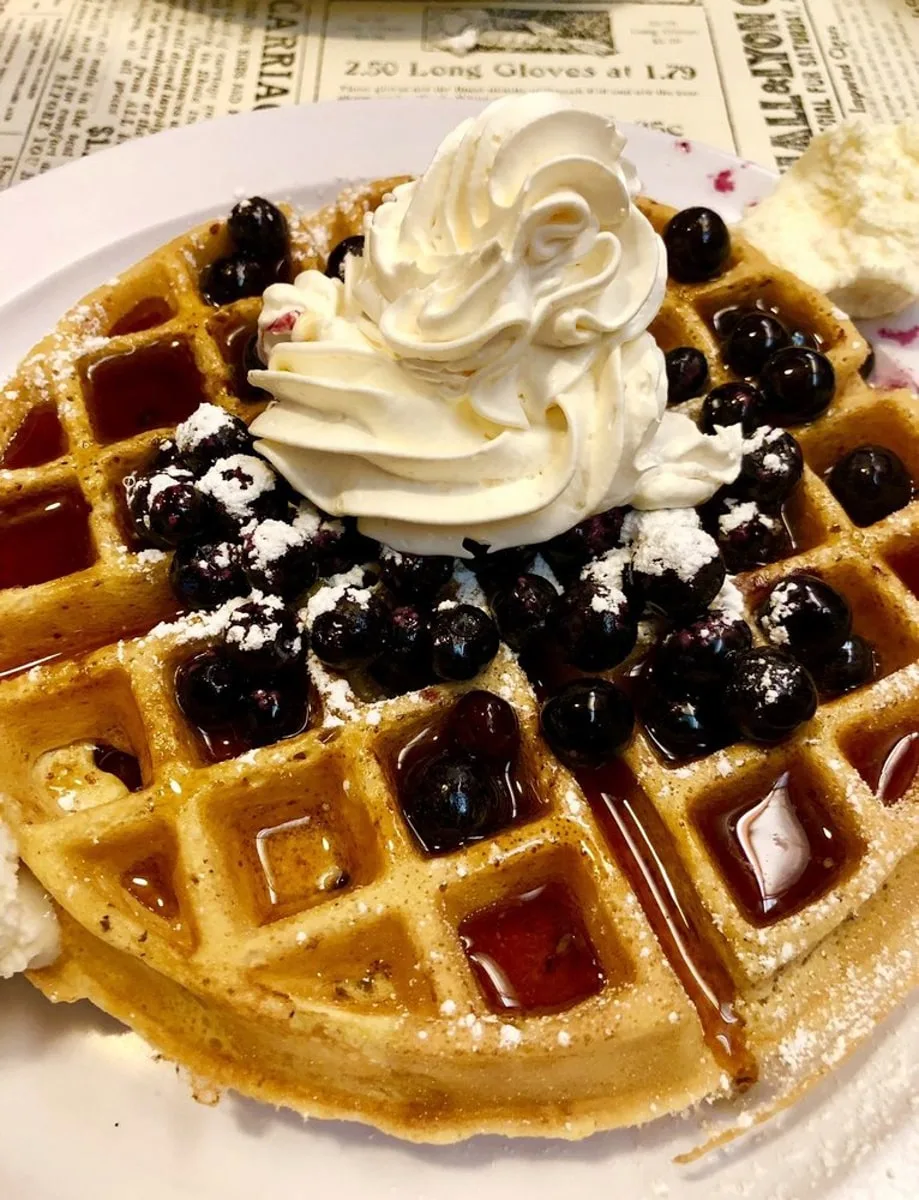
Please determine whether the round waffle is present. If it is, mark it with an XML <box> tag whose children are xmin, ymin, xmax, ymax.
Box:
<box><xmin>2</xmin><ymin>181</ymin><xmax>919</xmax><ymax>1146</ymax></box>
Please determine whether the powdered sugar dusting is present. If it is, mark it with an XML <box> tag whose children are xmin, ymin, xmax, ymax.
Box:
<box><xmin>623</xmin><ymin>508</ymin><xmax>717</xmax><ymax>582</ymax></box>
<box><xmin>198</xmin><ymin>454</ymin><xmax>276</xmax><ymax>519</ymax></box>
<box><xmin>581</xmin><ymin>548</ymin><xmax>629</xmax><ymax>613</ymax></box>
<box><xmin>175</xmin><ymin>403</ymin><xmax>235</xmax><ymax>453</ymax></box>
<box><xmin>303</xmin><ymin>566</ymin><xmax>369</xmax><ymax>623</ymax></box>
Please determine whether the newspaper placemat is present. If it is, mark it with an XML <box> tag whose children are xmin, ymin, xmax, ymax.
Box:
<box><xmin>2</xmin><ymin>0</ymin><xmax>918</xmax><ymax>189</ymax></box>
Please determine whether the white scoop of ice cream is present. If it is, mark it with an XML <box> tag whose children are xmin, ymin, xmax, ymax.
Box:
<box><xmin>741</xmin><ymin>117</ymin><xmax>919</xmax><ymax>319</ymax></box>
<box><xmin>0</xmin><ymin>820</ymin><xmax>59</xmax><ymax>979</ymax></box>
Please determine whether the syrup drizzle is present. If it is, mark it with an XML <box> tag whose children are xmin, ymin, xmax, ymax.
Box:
<box><xmin>525</xmin><ymin>648</ymin><xmax>756</xmax><ymax>1086</ymax></box>
<box><xmin>697</xmin><ymin>771</ymin><xmax>850</xmax><ymax>928</ymax></box>
<box><xmin>580</xmin><ymin>762</ymin><xmax>756</xmax><ymax>1086</ymax></box>
<box><xmin>120</xmin><ymin>853</ymin><xmax>180</xmax><ymax>922</ymax></box>
<box><xmin>858</xmin><ymin>731</ymin><xmax>919</xmax><ymax>805</ymax></box>
<box><xmin>459</xmin><ymin>881</ymin><xmax>606</xmax><ymax>1014</ymax></box>
<box><xmin>108</xmin><ymin>296</ymin><xmax>174</xmax><ymax>337</ymax></box>
<box><xmin>0</xmin><ymin>404</ymin><xmax>67</xmax><ymax>469</ymax></box>
<box><xmin>0</xmin><ymin>489</ymin><xmax>94</xmax><ymax>590</ymax></box>
<box><xmin>83</xmin><ymin>338</ymin><xmax>206</xmax><ymax>443</ymax></box>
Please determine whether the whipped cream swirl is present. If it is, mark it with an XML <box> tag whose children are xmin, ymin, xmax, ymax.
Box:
<box><xmin>250</xmin><ymin>93</ymin><xmax>741</xmax><ymax>554</ymax></box>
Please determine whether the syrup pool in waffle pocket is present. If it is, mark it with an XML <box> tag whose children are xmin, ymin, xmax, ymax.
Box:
<box><xmin>2</xmin><ymin>95</ymin><xmax>919</xmax><ymax>1151</ymax></box>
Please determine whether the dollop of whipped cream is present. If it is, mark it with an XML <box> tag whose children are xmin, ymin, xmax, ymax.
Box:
<box><xmin>250</xmin><ymin>93</ymin><xmax>741</xmax><ymax>554</ymax></box>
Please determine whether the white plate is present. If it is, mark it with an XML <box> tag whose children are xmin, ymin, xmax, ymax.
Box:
<box><xmin>0</xmin><ymin>100</ymin><xmax>917</xmax><ymax>1200</ymax></box>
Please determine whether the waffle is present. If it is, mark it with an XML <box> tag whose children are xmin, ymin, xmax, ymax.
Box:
<box><xmin>2</xmin><ymin>180</ymin><xmax>919</xmax><ymax>1148</ymax></box>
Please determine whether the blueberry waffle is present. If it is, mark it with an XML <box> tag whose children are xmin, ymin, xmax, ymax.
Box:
<box><xmin>2</xmin><ymin>179</ymin><xmax>919</xmax><ymax>1150</ymax></box>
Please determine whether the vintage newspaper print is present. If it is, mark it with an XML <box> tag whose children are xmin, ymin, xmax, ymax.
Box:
<box><xmin>314</xmin><ymin>2</ymin><xmax>738</xmax><ymax>153</ymax></box>
<box><xmin>1</xmin><ymin>0</ymin><xmax>918</xmax><ymax>189</ymax></box>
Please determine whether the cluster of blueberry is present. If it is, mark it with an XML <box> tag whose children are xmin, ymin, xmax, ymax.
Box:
<box><xmin>123</xmin><ymin>403</ymin><xmax>373</xmax><ymax>750</ymax></box>
<box><xmin>197</xmin><ymin>194</ymin><xmax>365</xmax><ymax>311</ymax></box>
<box><xmin>662</xmin><ymin>207</ymin><xmax>914</xmax><ymax>538</ymax></box>
<box><xmin>119</xmin><ymin>197</ymin><xmax>916</xmax><ymax>781</ymax></box>
<box><xmin>199</xmin><ymin>197</ymin><xmax>293</xmax><ymax>308</ymax></box>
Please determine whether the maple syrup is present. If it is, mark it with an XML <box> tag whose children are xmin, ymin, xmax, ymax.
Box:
<box><xmin>235</xmin><ymin>787</ymin><xmax>355</xmax><ymax>924</ymax></box>
<box><xmin>189</xmin><ymin>700</ymin><xmax>311</xmax><ymax>766</ymax></box>
<box><xmin>0</xmin><ymin>488</ymin><xmax>94</xmax><ymax>590</ymax></box>
<box><xmin>120</xmin><ymin>853</ymin><xmax>180</xmax><ymax>922</ymax></box>
<box><xmin>0</xmin><ymin>404</ymin><xmax>67</xmax><ymax>469</ymax></box>
<box><xmin>391</xmin><ymin>697</ymin><xmax>541</xmax><ymax>854</ymax></box>
<box><xmin>697</xmin><ymin>771</ymin><xmax>854</xmax><ymax>927</ymax></box>
<box><xmin>851</xmin><ymin>730</ymin><xmax>919</xmax><ymax>805</ymax></box>
<box><xmin>0</xmin><ymin>603</ymin><xmax>184</xmax><ymax>682</ymax></box>
<box><xmin>83</xmin><ymin>338</ymin><xmax>206</xmax><ymax>443</ymax></box>
<box><xmin>108</xmin><ymin>296</ymin><xmax>174</xmax><ymax>338</ymax></box>
<box><xmin>92</xmin><ymin>743</ymin><xmax>143</xmax><ymax>793</ymax></box>
<box><xmin>580</xmin><ymin>760</ymin><xmax>756</xmax><ymax>1085</ymax></box>
<box><xmin>522</xmin><ymin>646</ymin><xmax>756</xmax><ymax>1082</ymax></box>
<box><xmin>459</xmin><ymin>881</ymin><xmax>606</xmax><ymax>1014</ymax></box>
<box><xmin>208</xmin><ymin>310</ymin><xmax>264</xmax><ymax>401</ymax></box>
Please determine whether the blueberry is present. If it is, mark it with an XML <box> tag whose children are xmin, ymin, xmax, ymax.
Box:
<box><xmin>430</xmin><ymin>604</ymin><xmax>500</xmax><ymax>681</ymax></box>
<box><xmin>540</xmin><ymin>679</ymin><xmax>634</xmax><ymax>770</ymax></box>
<box><xmin>92</xmin><ymin>745</ymin><xmax>143</xmax><ymax>794</ymax></box>
<box><xmin>243</xmin><ymin>520</ymin><xmax>317</xmax><ymax>600</ymax></box>
<box><xmin>859</xmin><ymin>345</ymin><xmax>875</xmax><ymax>380</ymax></box>
<box><xmin>724</xmin><ymin>312</ymin><xmax>790</xmax><ymax>376</ymax></box>
<box><xmin>726</xmin><ymin>648</ymin><xmax>817</xmax><ymax>743</ymax></box>
<box><xmin>810</xmin><ymin>635</ymin><xmax>878</xmax><ymax>700</ymax></box>
<box><xmin>170</xmin><ymin>541</ymin><xmax>248</xmax><ymax>610</ymax></box>
<box><xmin>790</xmin><ymin>329</ymin><xmax>820</xmax><ymax>350</ymax></box>
<box><xmin>666</xmin><ymin>347</ymin><xmax>709</xmax><ymax>405</ymax></box>
<box><xmin>370</xmin><ymin>605</ymin><xmax>433</xmax><ymax>695</ymax></box>
<box><xmin>378</xmin><ymin>547</ymin><xmax>454</xmax><ymax>602</ymax></box>
<box><xmin>228</xmin><ymin>197</ymin><xmax>289</xmax><ymax>259</ymax></box>
<box><xmin>126</xmin><ymin>469</ymin><xmax>220</xmax><ymax>549</ymax></box>
<box><xmin>827</xmin><ymin>445</ymin><xmax>913</xmax><ymax>527</ymax></box>
<box><xmin>641</xmin><ymin>690</ymin><xmax>731</xmax><ymax>762</ymax></box>
<box><xmin>632</xmin><ymin>553</ymin><xmax>725</xmax><ymax>622</ymax></box>
<box><xmin>244</xmin><ymin>675</ymin><xmax>310</xmax><ymax>747</ymax></box>
<box><xmin>712</xmin><ymin>305</ymin><xmax>743</xmax><ymax>339</ymax></box>
<box><xmin>150</xmin><ymin>439</ymin><xmax>180</xmax><ymax>470</ymax></box>
<box><xmin>758</xmin><ymin>574</ymin><xmax>851</xmax><ymax>665</ymax></box>
<box><xmin>200</xmin><ymin>254</ymin><xmax>274</xmax><ymax>306</ymax></box>
<box><xmin>400</xmin><ymin>750</ymin><xmax>503</xmax><ymax>854</ymax></box>
<box><xmin>312</xmin><ymin>594</ymin><xmax>392</xmax><ymax>670</ymax></box>
<box><xmin>450</xmin><ymin>691</ymin><xmax>520</xmax><ymax>762</ymax></box>
<box><xmin>654</xmin><ymin>614</ymin><xmax>753</xmax><ymax>697</ymax></box>
<box><xmin>313</xmin><ymin>516</ymin><xmax>378</xmax><ymax>576</ymax></box>
<box><xmin>664</xmin><ymin>207</ymin><xmax>731</xmax><ymax>283</ymax></box>
<box><xmin>734</xmin><ymin>427</ymin><xmax>803</xmax><ymax>507</ymax></box>
<box><xmin>175</xmin><ymin>650</ymin><xmax>243</xmax><ymax>727</ymax></box>
<box><xmin>713</xmin><ymin>500</ymin><xmax>792</xmax><ymax>573</ymax></box>
<box><xmin>463</xmin><ymin>541</ymin><xmax>536</xmax><ymax>592</ymax></box>
<box><xmin>175</xmin><ymin>409</ymin><xmax>252</xmax><ymax>473</ymax></box>
<box><xmin>558</xmin><ymin>580</ymin><xmax>638</xmax><ymax>670</ymax></box>
<box><xmin>759</xmin><ymin>347</ymin><xmax>835</xmax><ymax>424</ymax></box>
<box><xmin>700</xmin><ymin>381</ymin><xmax>763</xmax><ymax>436</ymax></box>
<box><xmin>492</xmin><ymin>573</ymin><xmax>559</xmax><ymax>651</ymax></box>
<box><xmin>542</xmin><ymin>508</ymin><xmax>626</xmax><ymax>577</ymax></box>
<box><xmin>325</xmin><ymin>236</ymin><xmax>365</xmax><ymax>283</ymax></box>
<box><xmin>223</xmin><ymin>597</ymin><xmax>305</xmax><ymax>673</ymax></box>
